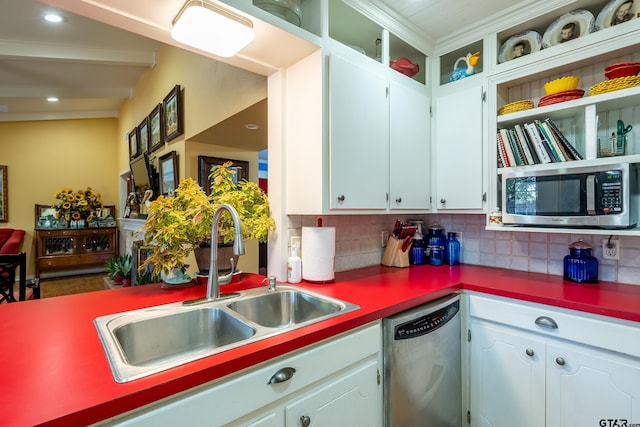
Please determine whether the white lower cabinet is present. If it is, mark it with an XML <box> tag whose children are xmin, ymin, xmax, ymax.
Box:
<box><xmin>284</xmin><ymin>359</ymin><xmax>379</xmax><ymax>426</ymax></box>
<box><xmin>469</xmin><ymin>322</ymin><xmax>545</xmax><ymax>427</ymax></box>
<box><xmin>98</xmin><ymin>323</ymin><xmax>382</xmax><ymax>427</ymax></box>
<box><xmin>469</xmin><ymin>294</ymin><xmax>640</xmax><ymax>427</ymax></box>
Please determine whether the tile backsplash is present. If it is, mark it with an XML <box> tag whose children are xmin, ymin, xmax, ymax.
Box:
<box><xmin>288</xmin><ymin>214</ymin><xmax>640</xmax><ymax>286</ymax></box>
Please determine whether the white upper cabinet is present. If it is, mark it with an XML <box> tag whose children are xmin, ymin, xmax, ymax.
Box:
<box><xmin>389</xmin><ymin>80</ymin><xmax>431</xmax><ymax>210</ymax></box>
<box><xmin>434</xmin><ymin>81</ymin><xmax>485</xmax><ymax>211</ymax></box>
<box><xmin>328</xmin><ymin>53</ymin><xmax>389</xmax><ymax>210</ymax></box>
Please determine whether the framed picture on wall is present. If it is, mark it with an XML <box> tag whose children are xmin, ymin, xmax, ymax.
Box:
<box><xmin>159</xmin><ymin>151</ymin><xmax>178</xmax><ymax>196</ymax></box>
<box><xmin>149</xmin><ymin>103</ymin><xmax>164</xmax><ymax>152</ymax></box>
<box><xmin>0</xmin><ymin>165</ymin><xmax>7</xmax><ymax>222</ymax></box>
<box><xmin>138</xmin><ymin>117</ymin><xmax>150</xmax><ymax>154</ymax></box>
<box><xmin>128</xmin><ymin>127</ymin><xmax>139</xmax><ymax>159</ymax></box>
<box><xmin>198</xmin><ymin>156</ymin><xmax>248</xmax><ymax>196</ymax></box>
<box><xmin>163</xmin><ymin>85</ymin><xmax>183</xmax><ymax>143</ymax></box>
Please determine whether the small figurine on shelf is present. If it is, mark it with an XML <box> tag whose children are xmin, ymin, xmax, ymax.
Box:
<box><xmin>449</xmin><ymin>51</ymin><xmax>481</xmax><ymax>82</ymax></box>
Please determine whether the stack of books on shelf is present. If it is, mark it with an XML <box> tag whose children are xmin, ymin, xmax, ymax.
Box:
<box><xmin>497</xmin><ymin>118</ymin><xmax>583</xmax><ymax>168</ymax></box>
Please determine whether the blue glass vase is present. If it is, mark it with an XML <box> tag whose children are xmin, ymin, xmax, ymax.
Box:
<box><xmin>445</xmin><ymin>232</ymin><xmax>460</xmax><ymax>265</ymax></box>
<box><xmin>563</xmin><ymin>240</ymin><xmax>598</xmax><ymax>283</ymax></box>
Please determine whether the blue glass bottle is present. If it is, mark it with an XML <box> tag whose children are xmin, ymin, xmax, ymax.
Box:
<box><xmin>409</xmin><ymin>235</ymin><xmax>426</xmax><ymax>265</ymax></box>
<box><xmin>445</xmin><ymin>232</ymin><xmax>460</xmax><ymax>265</ymax></box>
<box><xmin>563</xmin><ymin>239</ymin><xmax>598</xmax><ymax>283</ymax></box>
<box><xmin>426</xmin><ymin>224</ymin><xmax>446</xmax><ymax>266</ymax></box>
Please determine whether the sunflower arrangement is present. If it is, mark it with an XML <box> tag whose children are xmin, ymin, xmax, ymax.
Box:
<box><xmin>52</xmin><ymin>187</ymin><xmax>103</xmax><ymax>222</ymax></box>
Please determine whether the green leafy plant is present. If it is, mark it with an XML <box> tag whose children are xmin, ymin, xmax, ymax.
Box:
<box><xmin>105</xmin><ymin>254</ymin><xmax>132</xmax><ymax>285</ymax></box>
<box><xmin>209</xmin><ymin>162</ymin><xmax>275</xmax><ymax>244</ymax></box>
<box><xmin>138</xmin><ymin>163</ymin><xmax>274</xmax><ymax>276</ymax></box>
<box><xmin>135</xmin><ymin>270</ymin><xmax>161</xmax><ymax>285</ymax></box>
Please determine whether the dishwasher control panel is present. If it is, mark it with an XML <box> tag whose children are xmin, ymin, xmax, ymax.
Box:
<box><xmin>394</xmin><ymin>299</ymin><xmax>459</xmax><ymax>340</ymax></box>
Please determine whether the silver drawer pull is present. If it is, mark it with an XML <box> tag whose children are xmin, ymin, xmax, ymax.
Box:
<box><xmin>535</xmin><ymin>316</ymin><xmax>558</xmax><ymax>330</ymax></box>
<box><xmin>300</xmin><ymin>415</ymin><xmax>311</xmax><ymax>427</ymax></box>
<box><xmin>525</xmin><ymin>348</ymin><xmax>534</xmax><ymax>357</ymax></box>
<box><xmin>555</xmin><ymin>357</ymin><xmax>566</xmax><ymax>366</ymax></box>
<box><xmin>267</xmin><ymin>367</ymin><xmax>296</xmax><ymax>385</ymax></box>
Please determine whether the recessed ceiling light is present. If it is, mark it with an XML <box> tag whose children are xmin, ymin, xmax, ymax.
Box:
<box><xmin>44</xmin><ymin>13</ymin><xmax>64</xmax><ymax>23</ymax></box>
<box><xmin>244</xmin><ymin>124</ymin><xmax>260</xmax><ymax>130</ymax></box>
<box><xmin>47</xmin><ymin>97</ymin><xmax>59</xmax><ymax>102</ymax></box>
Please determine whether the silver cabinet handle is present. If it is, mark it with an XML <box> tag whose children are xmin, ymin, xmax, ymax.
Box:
<box><xmin>337</xmin><ymin>195</ymin><xmax>345</xmax><ymax>203</ymax></box>
<box><xmin>440</xmin><ymin>198</ymin><xmax>446</xmax><ymax>204</ymax></box>
<box><xmin>586</xmin><ymin>175</ymin><xmax>596</xmax><ymax>215</ymax></box>
<box><xmin>535</xmin><ymin>316</ymin><xmax>558</xmax><ymax>330</ymax></box>
<box><xmin>526</xmin><ymin>348</ymin><xmax>534</xmax><ymax>357</ymax></box>
<box><xmin>395</xmin><ymin>197</ymin><xmax>402</xmax><ymax>204</ymax></box>
<box><xmin>267</xmin><ymin>367</ymin><xmax>296</xmax><ymax>385</ymax></box>
<box><xmin>300</xmin><ymin>415</ymin><xmax>311</xmax><ymax>427</ymax></box>
<box><xmin>555</xmin><ymin>357</ymin><xmax>566</xmax><ymax>366</ymax></box>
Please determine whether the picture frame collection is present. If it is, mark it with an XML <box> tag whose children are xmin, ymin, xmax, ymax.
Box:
<box><xmin>128</xmin><ymin>84</ymin><xmax>184</xmax><ymax>160</ymax></box>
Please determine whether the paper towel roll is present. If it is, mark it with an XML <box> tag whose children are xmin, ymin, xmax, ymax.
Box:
<box><xmin>301</xmin><ymin>226</ymin><xmax>335</xmax><ymax>283</ymax></box>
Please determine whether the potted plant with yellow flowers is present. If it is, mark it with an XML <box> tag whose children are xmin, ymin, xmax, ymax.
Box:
<box><xmin>138</xmin><ymin>162</ymin><xmax>274</xmax><ymax>283</ymax></box>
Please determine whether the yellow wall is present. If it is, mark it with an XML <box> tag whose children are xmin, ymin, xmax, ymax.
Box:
<box><xmin>1</xmin><ymin>43</ymin><xmax>267</xmax><ymax>278</ymax></box>
<box><xmin>0</xmin><ymin>118</ymin><xmax>119</xmax><ymax>274</ymax></box>
<box><xmin>118</xmin><ymin>44</ymin><xmax>267</xmax><ymax>276</ymax></box>
<box><xmin>117</xmin><ymin>44</ymin><xmax>267</xmax><ymax>181</ymax></box>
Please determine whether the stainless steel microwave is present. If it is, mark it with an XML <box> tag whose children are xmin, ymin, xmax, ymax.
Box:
<box><xmin>501</xmin><ymin>163</ymin><xmax>638</xmax><ymax>228</ymax></box>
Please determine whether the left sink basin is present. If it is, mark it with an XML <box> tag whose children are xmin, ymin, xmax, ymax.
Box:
<box><xmin>95</xmin><ymin>303</ymin><xmax>256</xmax><ymax>383</ymax></box>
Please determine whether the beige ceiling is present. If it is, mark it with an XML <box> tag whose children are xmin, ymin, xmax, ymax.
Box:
<box><xmin>0</xmin><ymin>0</ymin><xmax>161</xmax><ymax>121</ymax></box>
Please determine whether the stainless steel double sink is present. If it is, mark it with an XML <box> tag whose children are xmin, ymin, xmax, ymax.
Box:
<box><xmin>94</xmin><ymin>285</ymin><xmax>359</xmax><ymax>383</ymax></box>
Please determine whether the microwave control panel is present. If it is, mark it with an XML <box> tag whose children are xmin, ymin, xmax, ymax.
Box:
<box><xmin>598</xmin><ymin>170</ymin><xmax>623</xmax><ymax>214</ymax></box>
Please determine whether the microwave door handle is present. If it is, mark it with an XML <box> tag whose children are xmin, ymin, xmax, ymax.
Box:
<box><xmin>586</xmin><ymin>175</ymin><xmax>596</xmax><ymax>215</ymax></box>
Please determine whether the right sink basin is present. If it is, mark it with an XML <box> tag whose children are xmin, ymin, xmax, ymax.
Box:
<box><xmin>227</xmin><ymin>288</ymin><xmax>353</xmax><ymax>328</ymax></box>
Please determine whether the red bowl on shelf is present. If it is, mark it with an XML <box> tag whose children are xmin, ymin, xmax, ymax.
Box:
<box><xmin>390</xmin><ymin>58</ymin><xmax>419</xmax><ymax>77</ymax></box>
<box><xmin>604</xmin><ymin>62</ymin><xmax>640</xmax><ymax>79</ymax></box>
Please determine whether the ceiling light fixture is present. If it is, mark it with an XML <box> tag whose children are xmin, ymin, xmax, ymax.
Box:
<box><xmin>44</xmin><ymin>13</ymin><xmax>64</xmax><ymax>23</ymax></box>
<box><xmin>47</xmin><ymin>97</ymin><xmax>59</xmax><ymax>102</ymax></box>
<box><xmin>171</xmin><ymin>0</ymin><xmax>255</xmax><ymax>58</ymax></box>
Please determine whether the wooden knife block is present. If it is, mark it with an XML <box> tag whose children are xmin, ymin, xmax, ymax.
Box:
<box><xmin>381</xmin><ymin>236</ymin><xmax>410</xmax><ymax>268</ymax></box>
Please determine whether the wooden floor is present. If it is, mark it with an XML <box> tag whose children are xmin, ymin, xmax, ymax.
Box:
<box><xmin>39</xmin><ymin>273</ymin><xmax>107</xmax><ymax>298</ymax></box>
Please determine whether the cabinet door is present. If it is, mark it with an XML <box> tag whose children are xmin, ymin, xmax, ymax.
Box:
<box><xmin>328</xmin><ymin>54</ymin><xmax>389</xmax><ymax>210</ymax></box>
<box><xmin>284</xmin><ymin>358</ymin><xmax>381</xmax><ymax>427</ymax></box>
<box><xmin>469</xmin><ymin>321</ymin><xmax>545</xmax><ymax>427</ymax></box>
<box><xmin>546</xmin><ymin>341</ymin><xmax>640</xmax><ymax>427</ymax></box>
<box><xmin>435</xmin><ymin>85</ymin><xmax>484</xmax><ymax>210</ymax></box>
<box><xmin>389</xmin><ymin>80</ymin><xmax>431</xmax><ymax>210</ymax></box>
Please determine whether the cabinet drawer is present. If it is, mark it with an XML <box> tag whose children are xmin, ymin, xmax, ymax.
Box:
<box><xmin>40</xmin><ymin>229</ymin><xmax>74</xmax><ymax>237</ymax></box>
<box><xmin>469</xmin><ymin>293</ymin><xmax>640</xmax><ymax>358</ymax></box>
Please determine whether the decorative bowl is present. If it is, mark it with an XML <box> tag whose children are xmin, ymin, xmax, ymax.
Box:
<box><xmin>390</xmin><ymin>58</ymin><xmax>419</xmax><ymax>77</ymax></box>
<box><xmin>544</xmin><ymin>76</ymin><xmax>580</xmax><ymax>95</ymax></box>
<box><xmin>604</xmin><ymin>62</ymin><xmax>640</xmax><ymax>80</ymax></box>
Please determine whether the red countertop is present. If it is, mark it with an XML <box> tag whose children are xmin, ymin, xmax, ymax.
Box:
<box><xmin>2</xmin><ymin>264</ymin><xmax>639</xmax><ymax>426</ymax></box>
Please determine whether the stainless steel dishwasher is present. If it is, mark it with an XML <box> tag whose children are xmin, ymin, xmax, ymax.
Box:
<box><xmin>383</xmin><ymin>293</ymin><xmax>461</xmax><ymax>427</ymax></box>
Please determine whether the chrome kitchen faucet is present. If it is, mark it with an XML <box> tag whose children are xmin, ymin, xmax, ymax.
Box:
<box><xmin>184</xmin><ymin>204</ymin><xmax>245</xmax><ymax>305</ymax></box>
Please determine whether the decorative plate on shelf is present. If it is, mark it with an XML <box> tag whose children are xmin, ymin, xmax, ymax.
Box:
<box><xmin>595</xmin><ymin>0</ymin><xmax>639</xmax><ymax>30</ymax></box>
<box><xmin>497</xmin><ymin>99</ymin><xmax>534</xmax><ymax>115</ymax></box>
<box><xmin>538</xmin><ymin>89</ymin><xmax>585</xmax><ymax>107</ymax></box>
<box><xmin>588</xmin><ymin>75</ymin><xmax>640</xmax><ymax>96</ymax></box>
<box><xmin>498</xmin><ymin>30</ymin><xmax>542</xmax><ymax>63</ymax></box>
<box><xmin>542</xmin><ymin>9</ymin><xmax>595</xmax><ymax>48</ymax></box>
